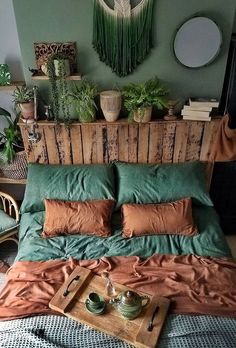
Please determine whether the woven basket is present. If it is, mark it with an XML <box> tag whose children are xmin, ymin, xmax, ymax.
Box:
<box><xmin>0</xmin><ymin>151</ymin><xmax>28</xmax><ymax>179</ymax></box>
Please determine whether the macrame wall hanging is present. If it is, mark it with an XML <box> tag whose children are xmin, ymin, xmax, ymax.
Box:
<box><xmin>93</xmin><ymin>0</ymin><xmax>154</xmax><ymax>77</ymax></box>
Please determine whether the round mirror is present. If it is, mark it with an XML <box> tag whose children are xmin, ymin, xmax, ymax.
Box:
<box><xmin>174</xmin><ymin>16</ymin><xmax>222</xmax><ymax>68</ymax></box>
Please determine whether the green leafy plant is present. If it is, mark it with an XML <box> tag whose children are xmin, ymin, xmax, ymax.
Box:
<box><xmin>12</xmin><ymin>86</ymin><xmax>34</xmax><ymax>104</ymax></box>
<box><xmin>122</xmin><ymin>77</ymin><xmax>169</xmax><ymax>121</ymax></box>
<box><xmin>47</xmin><ymin>54</ymin><xmax>70</xmax><ymax>123</ymax></box>
<box><xmin>65</xmin><ymin>80</ymin><xmax>98</xmax><ymax>123</ymax></box>
<box><xmin>0</xmin><ymin>107</ymin><xmax>23</xmax><ymax>164</ymax></box>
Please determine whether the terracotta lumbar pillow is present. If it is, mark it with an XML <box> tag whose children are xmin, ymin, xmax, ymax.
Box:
<box><xmin>122</xmin><ymin>198</ymin><xmax>198</xmax><ymax>238</ymax></box>
<box><xmin>42</xmin><ymin>199</ymin><xmax>115</xmax><ymax>238</ymax></box>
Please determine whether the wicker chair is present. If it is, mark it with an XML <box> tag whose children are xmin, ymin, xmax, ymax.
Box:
<box><xmin>0</xmin><ymin>192</ymin><xmax>19</xmax><ymax>245</ymax></box>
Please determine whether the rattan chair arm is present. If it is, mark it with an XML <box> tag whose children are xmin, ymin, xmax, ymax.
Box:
<box><xmin>0</xmin><ymin>191</ymin><xmax>20</xmax><ymax>222</ymax></box>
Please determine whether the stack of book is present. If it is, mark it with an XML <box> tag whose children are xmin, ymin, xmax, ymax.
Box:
<box><xmin>181</xmin><ymin>98</ymin><xmax>219</xmax><ymax>121</ymax></box>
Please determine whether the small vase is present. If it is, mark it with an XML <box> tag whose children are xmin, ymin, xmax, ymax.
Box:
<box><xmin>100</xmin><ymin>90</ymin><xmax>121</xmax><ymax>122</ymax></box>
<box><xmin>133</xmin><ymin>106</ymin><xmax>152</xmax><ymax>123</ymax></box>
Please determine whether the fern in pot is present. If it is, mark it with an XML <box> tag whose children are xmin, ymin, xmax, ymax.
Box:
<box><xmin>122</xmin><ymin>77</ymin><xmax>168</xmax><ymax>123</ymax></box>
<box><xmin>65</xmin><ymin>80</ymin><xmax>98</xmax><ymax>123</ymax></box>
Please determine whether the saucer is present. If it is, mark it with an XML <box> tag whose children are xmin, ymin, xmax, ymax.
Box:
<box><xmin>85</xmin><ymin>299</ymin><xmax>106</xmax><ymax>315</ymax></box>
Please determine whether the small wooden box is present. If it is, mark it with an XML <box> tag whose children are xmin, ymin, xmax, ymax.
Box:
<box><xmin>50</xmin><ymin>266</ymin><xmax>170</xmax><ymax>348</ymax></box>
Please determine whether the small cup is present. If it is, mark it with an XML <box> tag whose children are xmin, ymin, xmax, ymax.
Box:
<box><xmin>86</xmin><ymin>292</ymin><xmax>103</xmax><ymax>310</ymax></box>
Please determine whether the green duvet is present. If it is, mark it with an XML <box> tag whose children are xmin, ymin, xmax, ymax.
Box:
<box><xmin>16</xmin><ymin>205</ymin><xmax>231</xmax><ymax>262</ymax></box>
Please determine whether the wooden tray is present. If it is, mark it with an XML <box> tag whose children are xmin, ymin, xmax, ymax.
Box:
<box><xmin>49</xmin><ymin>266</ymin><xmax>170</xmax><ymax>348</ymax></box>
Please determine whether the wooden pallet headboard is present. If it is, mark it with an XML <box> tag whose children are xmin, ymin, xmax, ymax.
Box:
<box><xmin>19</xmin><ymin>118</ymin><xmax>220</xmax><ymax>165</ymax></box>
<box><xmin>19</xmin><ymin>118</ymin><xmax>220</xmax><ymax>188</ymax></box>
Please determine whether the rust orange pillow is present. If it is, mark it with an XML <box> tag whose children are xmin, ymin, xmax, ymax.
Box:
<box><xmin>122</xmin><ymin>198</ymin><xmax>198</xmax><ymax>238</ymax></box>
<box><xmin>42</xmin><ymin>199</ymin><xmax>115</xmax><ymax>238</ymax></box>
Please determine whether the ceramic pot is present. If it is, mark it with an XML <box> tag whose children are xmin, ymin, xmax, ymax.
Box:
<box><xmin>19</xmin><ymin>102</ymin><xmax>35</xmax><ymax>122</ymax></box>
<box><xmin>79</xmin><ymin>107</ymin><xmax>96</xmax><ymax>123</ymax></box>
<box><xmin>133</xmin><ymin>106</ymin><xmax>152</xmax><ymax>123</ymax></box>
<box><xmin>54</xmin><ymin>59</ymin><xmax>70</xmax><ymax>77</ymax></box>
<box><xmin>100</xmin><ymin>90</ymin><xmax>122</xmax><ymax>122</ymax></box>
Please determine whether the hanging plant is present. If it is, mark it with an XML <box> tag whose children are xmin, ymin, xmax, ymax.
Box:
<box><xmin>47</xmin><ymin>54</ymin><xmax>71</xmax><ymax>123</ymax></box>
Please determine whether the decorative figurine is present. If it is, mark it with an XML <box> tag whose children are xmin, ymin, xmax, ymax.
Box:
<box><xmin>164</xmin><ymin>100</ymin><xmax>178</xmax><ymax>121</ymax></box>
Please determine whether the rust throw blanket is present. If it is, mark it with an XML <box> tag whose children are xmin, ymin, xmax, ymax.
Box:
<box><xmin>0</xmin><ymin>254</ymin><xmax>236</xmax><ymax>321</ymax></box>
<box><xmin>210</xmin><ymin>114</ymin><xmax>236</xmax><ymax>161</ymax></box>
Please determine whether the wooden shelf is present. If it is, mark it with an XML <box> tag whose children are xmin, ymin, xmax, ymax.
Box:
<box><xmin>0</xmin><ymin>81</ymin><xmax>25</xmax><ymax>91</ymax></box>
<box><xmin>19</xmin><ymin>116</ymin><xmax>221</xmax><ymax>127</ymax></box>
<box><xmin>32</xmin><ymin>73</ymin><xmax>82</xmax><ymax>81</ymax></box>
<box><xmin>0</xmin><ymin>177</ymin><xmax>26</xmax><ymax>184</ymax></box>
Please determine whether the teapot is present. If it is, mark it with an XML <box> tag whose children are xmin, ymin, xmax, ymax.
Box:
<box><xmin>109</xmin><ymin>290</ymin><xmax>150</xmax><ymax>320</ymax></box>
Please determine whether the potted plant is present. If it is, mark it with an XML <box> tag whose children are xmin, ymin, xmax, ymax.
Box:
<box><xmin>66</xmin><ymin>80</ymin><xmax>98</xmax><ymax>123</ymax></box>
<box><xmin>12</xmin><ymin>85</ymin><xmax>35</xmax><ymax>122</ymax></box>
<box><xmin>122</xmin><ymin>77</ymin><xmax>168</xmax><ymax>122</ymax></box>
<box><xmin>46</xmin><ymin>54</ymin><xmax>70</xmax><ymax>123</ymax></box>
<box><xmin>0</xmin><ymin>107</ymin><xmax>27</xmax><ymax>179</ymax></box>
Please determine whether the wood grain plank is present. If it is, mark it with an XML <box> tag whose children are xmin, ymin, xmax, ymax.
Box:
<box><xmin>107</xmin><ymin>125</ymin><xmax>118</xmax><ymax>162</ymax></box>
<box><xmin>70</xmin><ymin>125</ymin><xmax>83</xmax><ymax>164</ymax></box>
<box><xmin>128</xmin><ymin>124</ymin><xmax>139</xmax><ymax>163</ymax></box>
<box><xmin>44</xmin><ymin>125</ymin><xmax>60</xmax><ymax>164</ymax></box>
<box><xmin>19</xmin><ymin>124</ymin><xmax>35</xmax><ymax>163</ymax></box>
<box><xmin>95</xmin><ymin>124</ymin><xmax>105</xmax><ymax>164</ymax></box>
<box><xmin>118</xmin><ymin>124</ymin><xmax>129</xmax><ymax>162</ymax></box>
<box><xmin>54</xmin><ymin>125</ymin><xmax>72</xmax><ymax>164</ymax></box>
<box><xmin>185</xmin><ymin>121</ymin><xmax>204</xmax><ymax>161</ymax></box>
<box><xmin>31</xmin><ymin>124</ymin><xmax>49</xmax><ymax>164</ymax></box>
<box><xmin>148</xmin><ymin>123</ymin><xmax>164</xmax><ymax>163</ymax></box>
<box><xmin>161</xmin><ymin>122</ymin><xmax>177</xmax><ymax>163</ymax></box>
<box><xmin>138</xmin><ymin>124</ymin><xmax>149</xmax><ymax>163</ymax></box>
<box><xmin>81</xmin><ymin>125</ymin><xmax>97</xmax><ymax>164</ymax></box>
<box><xmin>173</xmin><ymin>122</ymin><xmax>189</xmax><ymax>163</ymax></box>
<box><xmin>200</xmin><ymin>119</ymin><xmax>220</xmax><ymax>161</ymax></box>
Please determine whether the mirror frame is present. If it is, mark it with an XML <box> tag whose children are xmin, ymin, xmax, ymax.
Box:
<box><xmin>173</xmin><ymin>15</ymin><xmax>223</xmax><ymax>69</ymax></box>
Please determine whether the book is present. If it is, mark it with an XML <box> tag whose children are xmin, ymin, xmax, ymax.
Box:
<box><xmin>183</xmin><ymin>105</ymin><xmax>213</xmax><ymax>112</ymax></box>
<box><xmin>183</xmin><ymin>115</ymin><xmax>211</xmax><ymax>122</ymax></box>
<box><xmin>181</xmin><ymin>109</ymin><xmax>211</xmax><ymax>118</ymax></box>
<box><xmin>189</xmin><ymin>97</ymin><xmax>219</xmax><ymax>108</ymax></box>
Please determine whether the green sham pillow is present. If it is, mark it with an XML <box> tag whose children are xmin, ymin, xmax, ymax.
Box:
<box><xmin>21</xmin><ymin>163</ymin><xmax>116</xmax><ymax>213</ymax></box>
<box><xmin>115</xmin><ymin>161</ymin><xmax>213</xmax><ymax>209</ymax></box>
<box><xmin>0</xmin><ymin>210</ymin><xmax>18</xmax><ymax>235</ymax></box>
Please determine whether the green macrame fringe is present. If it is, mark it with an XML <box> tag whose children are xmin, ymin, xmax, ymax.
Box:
<box><xmin>93</xmin><ymin>0</ymin><xmax>154</xmax><ymax>77</ymax></box>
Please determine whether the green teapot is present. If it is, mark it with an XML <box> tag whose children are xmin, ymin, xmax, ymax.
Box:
<box><xmin>109</xmin><ymin>290</ymin><xmax>150</xmax><ymax>320</ymax></box>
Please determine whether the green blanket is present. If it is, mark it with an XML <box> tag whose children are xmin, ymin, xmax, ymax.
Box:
<box><xmin>16</xmin><ymin>206</ymin><xmax>231</xmax><ymax>262</ymax></box>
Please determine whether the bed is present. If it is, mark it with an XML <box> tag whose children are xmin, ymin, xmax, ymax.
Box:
<box><xmin>0</xmin><ymin>160</ymin><xmax>236</xmax><ymax>348</ymax></box>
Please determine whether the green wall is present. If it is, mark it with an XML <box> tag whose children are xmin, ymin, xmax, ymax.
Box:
<box><xmin>13</xmin><ymin>0</ymin><xmax>236</xmax><ymax>105</ymax></box>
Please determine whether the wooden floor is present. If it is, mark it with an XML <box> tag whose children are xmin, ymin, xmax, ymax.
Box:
<box><xmin>226</xmin><ymin>235</ymin><xmax>236</xmax><ymax>258</ymax></box>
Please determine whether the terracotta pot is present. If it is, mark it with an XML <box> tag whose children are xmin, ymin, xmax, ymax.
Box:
<box><xmin>133</xmin><ymin>106</ymin><xmax>152</xmax><ymax>123</ymax></box>
<box><xmin>19</xmin><ymin>102</ymin><xmax>35</xmax><ymax>122</ymax></box>
<box><xmin>100</xmin><ymin>90</ymin><xmax>121</xmax><ymax>122</ymax></box>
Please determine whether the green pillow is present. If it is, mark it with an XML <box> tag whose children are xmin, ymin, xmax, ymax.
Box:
<box><xmin>0</xmin><ymin>210</ymin><xmax>18</xmax><ymax>235</ymax></box>
<box><xmin>115</xmin><ymin>161</ymin><xmax>213</xmax><ymax>209</ymax></box>
<box><xmin>21</xmin><ymin>163</ymin><xmax>116</xmax><ymax>213</ymax></box>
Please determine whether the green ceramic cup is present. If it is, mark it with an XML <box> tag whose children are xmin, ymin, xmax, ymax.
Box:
<box><xmin>86</xmin><ymin>292</ymin><xmax>103</xmax><ymax>310</ymax></box>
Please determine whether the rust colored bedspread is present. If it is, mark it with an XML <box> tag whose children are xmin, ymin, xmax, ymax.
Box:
<box><xmin>0</xmin><ymin>254</ymin><xmax>236</xmax><ymax>321</ymax></box>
